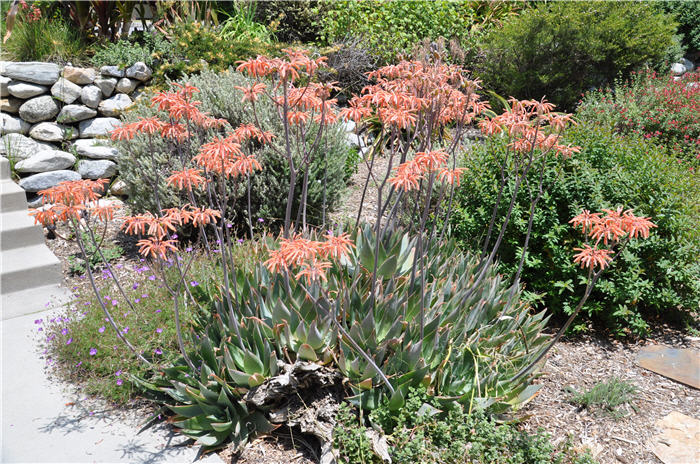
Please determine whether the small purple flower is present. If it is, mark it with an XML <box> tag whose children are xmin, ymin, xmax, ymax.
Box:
<box><xmin>190</xmin><ymin>281</ymin><xmax>199</xmax><ymax>287</ymax></box>
<box><xmin>83</xmin><ymin>301</ymin><xmax>90</xmax><ymax>306</ymax></box>
<box><xmin>156</xmin><ymin>328</ymin><xmax>163</xmax><ymax>334</ymax></box>
<box><xmin>132</xmin><ymin>283</ymin><xmax>139</xmax><ymax>290</ymax></box>
<box><xmin>116</xmin><ymin>379</ymin><xmax>123</xmax><ymax>386</ymax></box>
<box><xmin>34</xmin><ymin>319</ymin><xmax>43</xmax><ymax>325</ymax></box>
<box><xmin>116</xmin><ymin>264</ymin><xmax>123</xmax><ymax>269</ymax></box>
<box><xmin>89</xmin><ymin>348</ymin><xmax>97</xmax><ymax>356</ymax></box>
<box><xmin>148</xmin><ymin>275</ymin><xmax>156</xmax><ymax>281</ymax></box>
<box><xmin>122</xmin><ymin>327</ymin><xmax>129</xmax><ymax>334</ymax></box>
<box><xmin>66</xmin><ymin>338</ymin><xmax>73</xmax><ymax>345</ymax></box>
<box><xmin>98</xmin><ymin>326</ymin><xmax>105</xmax><ymax>333</ymax></box>
<box><xmin>142</xmin><ymin>294</ymin><xmax>149</xmax><ymax>298</ymax></box>
<box><xmin>172</xmin><ymin>234</ymin><xmax>178</xmax><ymax>239</ymax></box>
<box><xmin>76</xmin><ymin>361</ymin><xmax>82</xmax><ymax>367</ymax></box>
<box><xmin>115</xmin><ymin>369</ymin><xmax>122</xmax><ymax>377</ymax></box>
<box><xmin>216</xmin><ymin>239</ymin><xmax>221</xmax><ymax>245</ymax></box>
<box><xmin>237</xmin><ymin>238</ymin><xmax>244</xmax><ymax>244</ymax></box>
<box><xmin>257</xmin><ymin>218</ymin><xmax>265</xmax><ymax>223</ymax></box>
<box><xmin>226</xmin><ymin>223</ymin><xmax>233</xmax><ymax>229</ymax></box>
<box><xmin>134</xmin><ymin>299</ymin><xmax>140</xmax><ymax>304</ymax></box>
<box><xmin>38</xmin><ymin>327</ymin><xmax>43</xmax><ymax>332</ymax></box>
<box><xmin>111</xmin><ymin>300</ymin><xmax>118</xmax><ymax>306</ymax></box>
<box><xmin>155</xmin><ymin>309</ymin><xmax>161</xmax><ymax>313</ymax></box>
<box><xmin>154</xmin><ymin>348</ymin><xmax>162</xmax><ymax>355</ymax></box>
<box><xmin>186</xmin><ymin>247</ymin><xmax>193</xmax><ymax>252</ymax></box>
<box><xmin>61</xmin><ymin>328</ymin><xmax>69</xmax><ymax>335</ymax></box>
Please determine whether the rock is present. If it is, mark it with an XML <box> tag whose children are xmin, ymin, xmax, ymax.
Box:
<box><xmin>125</xmin><ymin>62</ymin><xmax>152</xmax><ymax>81</ymax></box>
<box><xmin>26</xmin><ymin>194</ymin><xmax>43</xmax><ymax>208</ymax></box>
<box><xmin>342</xmin><ymin>120</ymin><xmax>356</xmax><ymax>133</ymax></box>
<box><xmin>1</xmin><ymin>97</ymin><xmax>22</xmax><ymax>114</ymax></box>
<box><xmin>0</xmin><ymin>114</ymin><xmax>30</xmax><ymax>135</ymax></box>
<box><xmin>3</xmin><ymin>62</ymin><xmax>60</xmax><ymax>85</ymax></box>
<box><xmin>130</xmin><ymin>86</ymin><xmax>147</xmax><ymax>101</ymax></box>
<box><xmin>652</xmin><ymin>412</ymin><xmax>700</xmax><ymax>464</ymax></box>
<box><xmin>62</xmin><ymin>66</ymin><xmax>96</xmax><ymax>85</ymax></box>
<box><xmin>115</xmin><ymin>77</ymin><xmax>137</xmax><ymax>94</ymax></box>
<box><xmin>346</xmin><ymin>132</ymin><xmax>366</xmax><ymax>149</ymax></box>
<box><xmin>671</xmin><ymin>62</ymin><xmax>687</xmax><ymax>76</ymax></box>
<box><xmin>0</xmin><ymin>133</ymin><xmax>55</xmax><ymax>160</ymax></box>
<box><xmin>57</xmin><ymin>104</ymin><xmax>98</xmax><ymax>124</ymax></box>
<box><xmin>19</xmin><ymin>169</ymin><xmax>81</xmax><ymax>192</ymax></box>
<box><xmin>18</xmin><ymin>95</ymin><xmax>59</xmax><ymax>123</ymax></box>
<box><xmin>78</xmin><ymin>117</ymin><xmax>121</xmax><ymax>138</ymax></box>
<box><xmin>7</xmin><ymin>81</ymin><xmax>47</xmax><ymax>99</ymax></box>
<box><xmin>0</xmin><ymin>75</ymin><xmax>9</xmax><ymax>97</ymax></box>
<box><xmin>29</xmin><ymin>122</ymin><xmax>76</xmax><ymax>142</ymax></box>
<box><xmin>72</xmin><ymin>138</ymin><xmax>119</xmax><ymax>160</ymax></box>
<box><xmin>50</xmin><ymin>77</ymin><xmax>82</xmax><ymax>104</ymax></box>
<box><xmin>680</xmin><ymin>58</ymin><xmax>695</xmax><ymax>73</ymax></box>
<box><xmin>14</xmin><ymin>149</ymin><xmax>76</xmax><ymax>173</ymax></box>
<box><xmin>94</xmin><ymin>77</ymin><xmax>117</xmax><ymax>97</ymax></box>
<box><xmin>98</xmin><ymin>94</ymin><xmax>133</xmax><ymax>117</ymax></box>
<box><xmin>80</xmin><ymin>85</ymin><xmax>102</xmax><ymax>109</ymax></box>
<box><xmin>109</xmin><ymin>178</ymin><xmax>128</xmax><ymax>196</ymax></box>
<box><xmin>78</xmin><ymin>159</ymin><xmax>117</xmax><ymax>179</ymax></box>
<box><xmin>100</xmin><ymin>65</ymin><xmax>124</xmax><ymax>78</ymax></box>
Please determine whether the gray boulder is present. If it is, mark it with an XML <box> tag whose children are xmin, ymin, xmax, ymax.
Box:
<box><xmin>29</xmin><ymin>122</ymin><xmax>77</xmax><ymax>142</ymax></box>
<box><xmin>0</xmin><ymin>75</ymin><xmax>9</xmax><ymax>97</ymax></box>
<box><xmin>72</xmin><ymin>138</ymin><xmax>119</xmax><ymax>160</ymax></box>
<box><xmin>0</xmin><ymin>134</ymin><xmax>55</xmax><ymax>160</ymax></box>
<box><xmin>4</xmin><ymin>62</ymin><xmax>60</xmax><ymax>85</ymax></box>
<box><xmin>18</xmin><ymin>95</ymin><xmax>59</xmax><ymax>123</ymax></box>
<box><xmin>78</xmin><ymin>117</ymin><xmax>121</xmax><ymax>138</ymax></box>
<box><xmin>94</xmin><ymin>77</ymin><xmax>117</xmax><ymax>97</ymax></box>
<box><xmin>98</xmin><ymin>94</ymin><xmax>133</xmax><ymax>117</ymax></box>
<box><xmin>15</xmin><ymin>149</ymin><xmax>76</xmax><ymax>173</ymax></box>
<box><xmin>110</xmin><ymin>178</ymin><xmax>128</xmax><ymax>196</ymax></box>
<box><xmin>0</xmin><ymin>97</ymin><xmax>22</xmax><ymax>114</ymax></box>
<box><xmin>115</xmin><ymin>77</ymin><xmax>137</xmax><ymax>94</ymax></box>
<box><xmin>51</xmin><ymin>78</ymin><xmax>82</xmax><ymax>104</ymax></box>
<box><xmin>80</xmin><ymin>85</ymin><xmax>102</xmax><ymax>108</ymax></box>
<box><xmin>7</xmin><ymin>81</ymin><xmax>47</xmax><ymax>99</ymax></box>
<box><xmin>100</xmin><ymin>65</ymin><xmax>124</xmax><ymax>78</ymax></box>
<box><xmin>125</xmin><ymin>62</ymin><xmax>152</xmax><ymax>81</ymax></box>
<box><xmin>57</xmin><ymin>104</ymin><xmax>97</xmax><ymax>124</ymax></box>
<box><xmin>681</xmin><ymin>58</ymin><xmax>695</xmax><ymax>73</ymax></box>
<box><xmin>78</xmin><ymin>159</ymin><xmax>117</xmax><ymax>179</ymax></box>
<box><xmin>19</xmin><ymin>169</ymin><xmax>81</xmax><ymax>192</ymax></box>
<box><xmin>63</xmin><ymin>66</ymin><xmax>96</xmax><ymax>85</ymax></box>
<box><xmin>0</xmin><ymin>114</ymin><xmax>30</xmax><ymax>135</ymax></box>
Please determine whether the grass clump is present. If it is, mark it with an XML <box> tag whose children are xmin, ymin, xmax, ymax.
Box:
<box><xmin>567</xmin><ymin>378</ymin><xmax>638</xmax><ymax>418</ymax></box>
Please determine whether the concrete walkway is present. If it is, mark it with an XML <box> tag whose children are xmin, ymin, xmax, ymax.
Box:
<box><xmin>1</xmin><ymin>307</ymin><xmax>224</xmax><ymax>464</ymax></box>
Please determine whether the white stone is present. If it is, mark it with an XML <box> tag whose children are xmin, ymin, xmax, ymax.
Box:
<box><xmin>115</xmin><ymin>77</ymin><xmax>137</xmax><ymax>94</ymax></box>
<box><xmin>78</xmin><ymin>159</ymin><xmax>117</xmax><ymax>179</ymax></box>
<box><xmin>7</xmin><ymin>81</ymin><xmax>47</xmax><ymax>99</ymax></box>
<box><xmin>80</xmin><ymin>85</ymin><xmax>102</xmax><ymax>108</ymax></box>
<box><xmin>50</xmin><ymin>78</ymin><xmax>82</xmax><ymax>104</ymax></box>
<box><xmin>0</xmin><ymin>114</ymin><xmax>30</xmax><ymax>135</ymax></box>
<box><xmin>15</xmin><ymin>149</ymin><xmax>76</xmax><ymax>173</ymax></box>
<box><xmin>342</xmin><ymin>120</ymin><xmax>356</xmax><ymax>133</ymax></box>
<box><xmin>0</xmin><ymin>75</ymin><xmax>10</xmax><ymax>97</ymax></box>
<box><xmin>671</xmin><ymin>62</ymin><xmax>687</xmax><ymax>76</ymax></box>
<box><xmin>3</xmin><ymin>62</ymin><xmax>61</xmax><ymax>85</ymax></box>
<box><xmin>109</xmin><ymin>178</ymin><xmax>128</xmax><ymax>196</ymax></box>
<box><xmin>94</xmin><ymin>77</ymin><xmax>117</xmax><ymax>97</ymax></box>
<box><xmin>0</xmin><ymin>133</ymin><xmax>55</xmax><ymax>160</ymax></box>
<box><xmin>18</xmin><ymin>96</ymin><xmax>59</xmax><ymax>123</ymax></box>
<box><xmin>63</xmin><ymin>66</ymin><xmax>96</xmax><ymax>85</ymax></box>
<box><xmin>1</xmin><ymin>97</ymin><xmax>22</xmax><ymax>114</ymax></box>
<box><xmin>29</xmin><ymin>122</ymin><xmax>76</xmax><ymax>142</ymax></box>
<box><xmin>346</xmin><ymin>133</ymin><xmax>366</xmax><ymax>148</ymax></box>
<box><xmin>125</xmin><ymin>62</ymin><xmax>152</xmax><ymax>81</ymax></box>
<box><xmin>18</xmin><ymin>169</ymin><xmax>81</xmax><ymax>191</ymax></box>
<box><xmin>78</xmin><ymin>117</ymin><xmax>121</xmax><ymax>138</ymax></box>
<box><xmin>72</xmin><ymin>138</ymin><xmax>119</xmax><ymax>160</ymax></box>
<box><xmin>57</xmin><ymin>105</ymin><xmax>98</xmax><ymax>124</ymax></box>
<box><xmin>98</xmin><ymin>94</ymin><xmax>133</xmax><ymax>117</ymax></box>
<box><xmin>100</xmin><ymin>65</ymin><xmax>124</xmax><ymax>78</ymax></box>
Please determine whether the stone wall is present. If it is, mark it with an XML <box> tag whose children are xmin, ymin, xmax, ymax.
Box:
<box><xmin>0</xmin><ymin>61</ymin><xmax>149</xmax><ymax>204</ymax></box>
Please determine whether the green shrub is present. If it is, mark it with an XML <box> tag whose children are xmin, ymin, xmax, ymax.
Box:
<box><xmin>316</xmin><ymin>0</ymin><xmax>482</xmax><ymax>64</ymax></box>
<box><xmin>254</xmin><ymin>0</ymin><xmax>323</xmax><ymax>43</ymax></box>
<box><xmin>116</xmin><ymin>68</ymin><xmax>350</xmax><ymax>229</ymax></box>
<box><xmin>1</xmin><ymin>15</ymin><xmax>87</xmax><ymax>64</ymax></box>
<box><xmin>577</xmin><ymin>70</ymin><xmax>700</xmax><ymax>164</ymax></box>
<box><xmin>335</xmin><ymin>388</ymin><xmax>597</xmax><ymax>464</ymax></box>
<box><xmin>90</xmin><ymin>31</ymin><xmax>174</xmax><ymax>69</ymax></box>
<box><xmin>451</xmin><ymin>124</ymin><xmax>700</xmax><ymax>336</ymax></box>
<box><xmin>67</xmin><ymin>230</ymin><xmax>124</xmax><ymax>275</ymax></box>
<box><xmin>567</xmin><ymin>377</ymin><xmax>637</xmax><ymax>418</ymax></box>
<box><xmin>477</xmin><ymin>1</ymin><xmax>677</xmax><ymax>110</ymax></box>
<box><xmin>657</xmin><ymin>1</ymin><xmax>700</xmax><ymax>53</ymax></box>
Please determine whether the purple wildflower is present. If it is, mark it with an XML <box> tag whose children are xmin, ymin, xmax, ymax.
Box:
<box><xmin>98</xmin><ymin>326</ymin><xmax>105</xmax><ymax>333</ymax></box>
<box><xmin>89</xmin><ymin>348</ymin><xmax>97</xmax><ymax>356</ymax></box>
<box><xmin>66</xmin><ymin>338</ymin><xmax>73</xmax><ymax>345</ymax></box>
<box><xmin>156</xmin><ymin>328</ymin><xmax>163</xmax><ymax>334</ymax></box>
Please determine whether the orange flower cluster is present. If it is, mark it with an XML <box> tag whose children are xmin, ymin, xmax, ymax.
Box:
<box><xmin>237</xmin><ymin>49</ymin><xmax>328</xmax><ymax>83</ymax></box>
<box><xmin>122</xmin><ymin>206</ymin><xmax>221</xmax><ymax>259</ymax></box>
<box><xmin>340</xmin><ymin>60</ymin><xmax>488</xmax><ymax>129</ymax></box>
<box><xmin>191</xmin><ymin>130</ymin><xmax>265</xmax><ymax>178</ymax></box>
<box><xmin>570</xmin><ymin>208</ymin><xmax>656</xmax><ymax>270</ymax></box>
<box><xmin>388</xmin><ymin>151</ymin><xmax>467</xmax><ymax>191</ymax></box>
<box><xmin>264</xmin><ymin>231</ymin><xmax>354</xmax><ymax>284</ymax></box>
<box><xmin>478</xmin><ymin>98</ymin><xmax>580</xmax><ymax>157</ymax></box>
<box><xmin>30</xmin><ymin>179</ymin><xmax>115</xmax><ymax>226</ymax></box>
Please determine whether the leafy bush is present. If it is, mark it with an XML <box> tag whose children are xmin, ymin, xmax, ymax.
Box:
<box><xmin>316</xmin><ymin>0</ymin><xmax>482</xmax><ymax>63</ymax></box>
<box><xmin>577</xmin><ymin>70</ymin><xmax>700</xmax><ymax>164</ymax></box>
<box><xmin>116</xmin><ymin>69</ymin><xmax>350</xmax><ymax>229</ymax></box>
<box><xmin>318</xmin><ymin>37</ymin><xmax>380</xmax><ymax>103</ymax></box>
<box><xmin>657</xmin><ymin>1</ymin><xmax>700</xmax><ymax>53</ymax></box>
<box><xmin>90</xmin><ymin>31</ymin><xmax>174</xmax><ymax>69</ymax></box>
<box><xmin>1</xmin><ymin>14</ymin><xmax>87</xmax><ymax>64</ymax></box>
<box><xmin>253</xmin><ymin>0</ymin><xmax>323</xmax><ymax>43</ymax></box>
<box><xmin>451</xmin><ymin>125</ymin><xmax>700</xmax><ymax>336</ymax></box>
<box><xmin>477</xmin><ymin>1</ymin><xmax>677</xmax><ymax>110</ymax></box>
<box><xmin>334</xmin><ymin>388</ymin><xmax>597</xmax><ymax>464</ymax></box>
